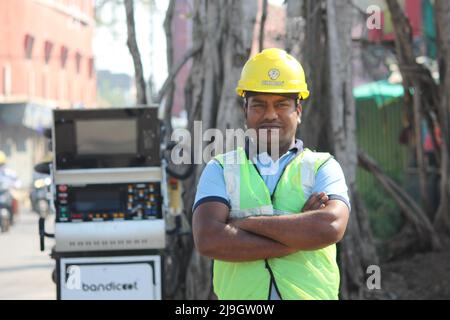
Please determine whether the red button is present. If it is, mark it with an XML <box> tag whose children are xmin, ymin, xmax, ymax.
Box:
<box><xmin>58</xmin><ymin>185</ymin><xmax>68</xmax><ymax>192</ymax></box>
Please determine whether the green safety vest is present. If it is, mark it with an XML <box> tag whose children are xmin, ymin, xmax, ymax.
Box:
<box><xmin>213</xmin><ymin>147</ymin><xmax>340</xmax><ymax>300</ymax></box>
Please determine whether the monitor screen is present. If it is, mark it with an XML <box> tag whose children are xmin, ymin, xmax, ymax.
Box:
<box><xmin>73</xmin><ymin>189</ymin><xmax>121</xmax><ymax>212</ymax></box>
<box><xmin>53</xmin><ymin>108</ymin><xmax>161</xmax><ymax>169</ymax></box>
<box><xmin>75</xmin><ymin>119</ymin><xmax>137</xmax><ymax>155</ymax></box>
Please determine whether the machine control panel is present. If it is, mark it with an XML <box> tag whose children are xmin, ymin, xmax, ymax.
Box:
<box><xmin>56</xmin><ymin>182</ymin><xmax>162</xmax><ymax>222</ymax></box>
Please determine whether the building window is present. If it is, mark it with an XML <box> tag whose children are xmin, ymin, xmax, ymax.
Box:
<box><xmin>75</xmin><ymin>52</ymin><xmax>82</xmax><ymax>74</ymax></box>
<box><xmin>88</xmin><ymin>57</ymin><xmax>94</xmax><ymax>79</ymax></box>
<box><xmin>24</xmin><ymin>34</ymin><xmax>35</xmax><ymax>60</ymax></box>
<box><xmin>44</xmin><ymin>41</ymin><xmax>53</xmax><ymax>65</ymax></box>
<box><xmin>60</xmin><ymin>46</ymin><xmax>69</xmax><ymax>69</ymax></box>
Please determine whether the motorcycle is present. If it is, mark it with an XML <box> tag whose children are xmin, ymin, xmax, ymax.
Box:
<box><xmin>30</xmin><ymin>173</ymin><xmax>52</xmax><ymax>218</ymax></box>
<box><xmin>0</xmin><ymin>181</ymin><xmax>13</xmax><ymax>233</ymax></box>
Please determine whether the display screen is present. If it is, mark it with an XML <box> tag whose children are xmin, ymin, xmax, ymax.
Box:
<box><xmin>74</xmin><ymin>189</ymin><xmax>121</xmax><ymax>212</ymax></box>
<box><xmin>75</xmin><ymin>119</ymin><xmax>137</xmax><ymax>155</ymax></box>
<box><xmin>54</xmin><ymin>108</ymin><xmax>161</xmax><ymax>169</ymax></box>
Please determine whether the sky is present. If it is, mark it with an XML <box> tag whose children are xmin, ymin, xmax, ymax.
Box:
<box><xmin>93</xmin><ymin>0</ymin><xmax>285</xmax><ymax>91</ymax></box>
<box><xmin>93</xmin><ymin>0</ymin><xmax>169</xmax><ymax>90</ymax></box>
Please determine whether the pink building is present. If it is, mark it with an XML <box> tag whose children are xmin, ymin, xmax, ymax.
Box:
<box><xmin>0</xmin><ymin>0</ymin><xmax>96</xmax><ymax>109</ymax></box>
<box><xmin>0</xmin><ymin>0</ymin><xmax>96</xmax><ymax>187</ymax></box>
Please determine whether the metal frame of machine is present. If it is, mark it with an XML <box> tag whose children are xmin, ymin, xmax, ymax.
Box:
<box><xmin>47</xmin><ymin>106</ymin><xmax>166</xmax><ymax>300</ymax></box>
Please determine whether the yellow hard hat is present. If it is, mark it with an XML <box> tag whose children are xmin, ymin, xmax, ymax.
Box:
<box><xmin>0</xmin><ymin>151</ymin><xmax>6</xmax><ymax>165</ymax></box>
<box><xmin>236</xmin><ymin>48</ymin><xmax>310</xmax><ymax>100</ymax></box>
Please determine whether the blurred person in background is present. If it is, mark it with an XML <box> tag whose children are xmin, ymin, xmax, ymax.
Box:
<box><xmin>0</xmin><ymin>150</ymin><xmax>22</xmax><ymax>224</ymax></box>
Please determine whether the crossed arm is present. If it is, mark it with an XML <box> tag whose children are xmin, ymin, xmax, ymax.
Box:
<box><xmin>192</xmin><ymin>192</ymin><xmax>349</xmax><ymax>262</ymax></box>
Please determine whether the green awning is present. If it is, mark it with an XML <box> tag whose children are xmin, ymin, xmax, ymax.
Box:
<box><xmin>353</xmin><ymin>80</ymin><xmax>404</xmax><ymax>107</ymax></box>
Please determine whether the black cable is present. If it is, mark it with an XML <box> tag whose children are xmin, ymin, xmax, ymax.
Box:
<box><xmin>163</xmin><ymin>140</ymin><xmax>195</xmax><ymax>181</ymax></box>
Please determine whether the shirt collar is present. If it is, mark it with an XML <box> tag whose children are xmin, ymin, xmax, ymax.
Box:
<box><xmin>245</xmin><ymin>138</ymin><xmax>304</xmax><ymax>160</ymax></box>
<box><xmin>289</xmin><ymin>139</ymin><xmax>304</xmax><ymax>154</ymax></box>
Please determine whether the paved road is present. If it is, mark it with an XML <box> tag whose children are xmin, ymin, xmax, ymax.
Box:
<box><xmin>0</xmin><ymin>209</ymin><xmax>56</xmax><ymax>300</ymax></box>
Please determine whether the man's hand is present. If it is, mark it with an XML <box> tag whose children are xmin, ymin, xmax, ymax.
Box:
<box><xmin>301</xmin><ymin>192</ymin><xmax>329</xmax><ymax>212</ymax></box>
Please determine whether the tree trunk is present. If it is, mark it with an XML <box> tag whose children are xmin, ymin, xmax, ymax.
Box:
<box><xmin>326</xmin><ymin>0</ymin><xmax>379</xmax><ymax>299</ymax></box>
<box><xmin>385</xmin><ymin>0</ymin><xmax>434</xmax><ymax>217</ymax></box>
<box><xmin>178</xmin><ymin>0</ymin><xmax>257</xmax><ymax>299</ymax></box>
<box><xmin>434</xmin><ymin>0</ymin><xmax>450</xmax><ymax>232</ymax></box>
<box><xmin>162</xmin><ymin>0</ymin><xmax>176</xmax><ymax>141</ymax></box>
<box><xmin>286</xmin><ymin>0</ymin><xmax>330</xmax><ymax>150</ymax></box>
<box><xmin>125</xmin><ymin>0</ymin><xmax>147</xmax><ymax>105</ymax></box>
<box><xmin>385</xmin><ymin>0</ymin><xmax>448</xmax><ymax>236</ymax></box>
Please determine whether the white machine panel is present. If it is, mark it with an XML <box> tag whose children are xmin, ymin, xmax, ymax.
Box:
<box><xmin>55</xmin><ymin>220</ymin><xmax>166</xmax><ymax>252</ymax></box>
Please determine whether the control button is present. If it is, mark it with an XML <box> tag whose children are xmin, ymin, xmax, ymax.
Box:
<box><xmin>58</xmin><ymin>185</ymin><xmax>68</xmax><ymax>192</ymax></box>
<box><xmin>58</xmin><ymin>193</ymin><xmax>68</xmax><ymax>198</ymax></box>
<box><xmin>149</xmin><ymin>184</ymin><xmax>155</xmax><ymax>192</ymax></box>
<box><xmin>59</xmin><ymin>200</ymin><xmax>68</xmax><ymax>205</ymax></box>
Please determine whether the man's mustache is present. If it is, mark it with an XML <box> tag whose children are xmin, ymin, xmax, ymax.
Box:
<box><xmin>257</xmin><ymin>123</ymin><xmax>283</xmax><ymax>129</ymax></box>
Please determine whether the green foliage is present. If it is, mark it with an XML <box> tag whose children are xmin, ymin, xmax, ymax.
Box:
<box><xmin>357</xmin><ymin>169</ymin><xmax>405</xmax><ymax>241</ymax></box>
<box><xmin>356</xmin><ymin>97</ymin><xmax>408</xmax><ymax>241</ymax></box>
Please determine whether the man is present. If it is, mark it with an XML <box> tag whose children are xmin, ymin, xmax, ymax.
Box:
<box><xmin>0</xmin><ymin>151</ymin><xmax>21</xmax><ymax>190</ymax></box>
<box><xmin>0</xmin><ymin>151</ymin><xmax>21</xmax><ymax>223</ymax></box>
<box><xmin>192</xmin><ymin>48</ymin><xmax>350</xmax><ymax>300</ymax></box>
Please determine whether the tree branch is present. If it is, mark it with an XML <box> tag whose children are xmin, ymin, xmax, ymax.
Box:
<box><xmin>125</xmin><ymin>0</ymin><xmax>147</xmax><ymax>104</ymax></box>
<box><xmin>161</xmin><ymin>0</ymin><xmax>176</xmax><ymax>138</ymax></box>
<box><xmin>385</xmin><ymin>0</ymin><xmax>433</xmax><ymax>215</ymax></box>
<box><xmin>259</xmin><ymin>0</ymin><xmax>268</xmax><ymax>52</ymax></box>
<box><xmin>156</xmin><ymin>42</ymin><xmax>203</xmax><ymax>103</ymax></box>
<box><xmin>358</xmin><ymin>150</ymin><xmax>441</xmax><ymax>250</ymax></box>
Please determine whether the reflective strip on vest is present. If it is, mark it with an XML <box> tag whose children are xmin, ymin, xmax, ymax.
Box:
<box><xmin>222</xmin><ymin>151</ymin><xmax>241</xmax><ymax>212</ymax></box>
